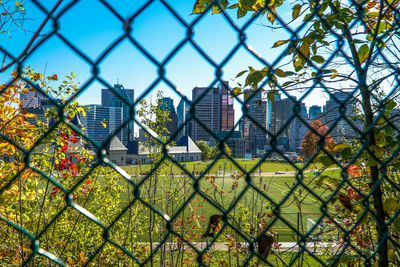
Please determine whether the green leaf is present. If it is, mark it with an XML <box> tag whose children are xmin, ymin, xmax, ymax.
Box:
<box><xmin>236</xmin><ymin>70</ymin><xmax>248</xmax><ymax>78</ymax></box>
<box><xmin>292</xmin><ymin>4</ymin><xmax>301</xmax><ymax>20</ymax></box>
<box><xmin>192</xmin><ymin>0</ymin><xmax>228</xmax><ymax>14</ymax></box>
<box><xmin>245</xmin><ymin>71</ymin><xmax>265</xmax><ymax>87</ymax></box>
<box><xmin>384</xmin><ymin>198</ymin><xmax>400</xmax><ymax>214</ymax></box>
<box><xmin>366</xmin><ymin>12</ymin><xmax>379</xmax><ymax>17</ymax></box>
<box><xmin>358</xmin><ymin>44</ymin><xmax>369</xmax><ymax>64</ymax></box>
<box><xmin>293</xmin><ymin>56</ymin><xmax>305</xmax><ymax>72</ymax></box>
<box><xmin>298</xmin><ymin>41</ymin><xmax>311</xmax><ymax>61</ymax></box>
<box><xmin>311</xmin><ymin>43</ymin><xmax>317</xmax><ymax>54</ymax></box>
<box><xmin>272</xmin><ymin>39</ymin><xmax>290</xmax><ymax>48</ymax></box>
<box><xmin>311</xmin><ymin>55</ymin><xmax>325</xmax><ymax>64</ymax></box>
<box><xmin>274</xmin><ymin>68</ymin><xmax>286</xmax><ymax>77</ymax></box>
<box><xmin>378</xmin><ymin>21</ymin><xmax>388</xmax><ymax>35</ymax></box>
<box><xmin>331</xmin><ymin>143</ymin><xmax>350</xmax><ymax>152</ymax></box>
<box><xmin>227</xmin><ymin>3</ymin><xmax>239</xmax><ymax>9</ymax></box>
<box><xmin>282</xmin><ymin>81</ymin><xmax>293</xmax><ymax>87</ymax></box>
<box><xmin>237</xmin><ymin>7</ymin><xmax>247</xmax><ymax>18</ymax></box>
<box><xmin>386</xmin><ymin>100</ymin><xmax>397</xmax><ymax>111</ymax></box>
<box><xmin>284</xmin><ymin>71</ymin><xmax>295</xmax><ymax>76</ymax></box>
<box><xmin>394</xmin><ymin>217</ymin><xmax>400</xmax><ymax>233</ymax></box>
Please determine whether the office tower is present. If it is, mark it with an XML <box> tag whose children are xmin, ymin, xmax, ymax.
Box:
<box><xmin>192</xmin><ymin>85</ymin><xmax>220</xmax><ymax>142</ymax></box>
<box><xmin>101</xmin><ymin>84</ymin><xmax>134</xmax><ymax>144</ymax></box>
<box><xmin>220</xmin><ymin>81</ymin><xmax>235</xmax><ymax>132</ymax></box>
<box><xmin>191</xmin><ymin>82</ymin><xmax>234</xmax><ymax>142</ymax></box>
<box><xmin>81</xmin><ymin>105</ymin><xmax>123</xmax><ymax>145</ymax></box>
<box><xmin>267</xmin><ymin>94</ymin><xmax>307</xmax><ymax>152</ymax></box>
<box><xmin>159</xmin><ymin>97</ymin><xmax>178</xmax><ymax>138</ymax></box>
<box><xmin>309</xmin><ymin>105</ymin><xmax>322</xmax><ymax>120</ymax></box>
<box><xmin>191</xmin><ymin>82</ymin><xmax>235</xmax><ymax>142</ymax></box>
<box><xmin>177</xmin><ymin>99</ymin><xmax>191</xmax><ymax>140</ymax></box>
<box><xmin>323</xmin><ymin>91</ymin><xmax>357</xmax><ymax>142</ymax></box>
<box><xmin>243</xmin><ymin>89</ymin><xmax>267</xmax><ymax>153</ymax></box>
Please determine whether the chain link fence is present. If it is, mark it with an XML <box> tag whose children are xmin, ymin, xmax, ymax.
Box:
<box><xmin>1</xmin><ymin>0</ymin><xmax>400</xmax><ymax>266</ymax></box>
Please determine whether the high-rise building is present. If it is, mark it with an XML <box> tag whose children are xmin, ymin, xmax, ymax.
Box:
<box><xmin>243</xmin><ymin>89</ymin><xmax>267</xmax><ymax>153</ymax></box>
<box><xmin>159</xmin><ymin>97</ymin><xmax>178</xmax><ymax>138</ymax></box>
<box><xmin>81</xmin><ymin>105</ymin><xmax>123</xmax><ymax>145</ymax></box>
<box><xmin>322</xmin><ymin>91</ymin><xmax>357</xmax><ymax>142</ymax></box>
<box><xmin>101</xmin><ymin>84</ymin><xmax>134</xmax><ymax>144</ymax></box>
<box><xmin>220</xmin><ymin>81</ymin><xmax>235</xmax><ymax>132</ymax></box>
<box><xmin>191</xmin><ymin>82</ymin><xmax>234</xmax><ymax>142</ymax></box>
<box><xmin>177</xmin><ymin>99</ymin><xmax>191</xmax><ymax>141</ymax></box>
<box><xmin>309</xmin><ymin>105</ymin><xmax>322</xmax><ymax>120</ymax></box>
<box><xmin>267</xmin><ymin>94</ymin><xmax>307</xmax><ymax>152</ymax></box>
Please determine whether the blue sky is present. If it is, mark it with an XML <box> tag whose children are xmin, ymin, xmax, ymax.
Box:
<box><xmin>1</xmin><ymin>0</ymin><xmax>327</xmax><ymax>130</ymax></box>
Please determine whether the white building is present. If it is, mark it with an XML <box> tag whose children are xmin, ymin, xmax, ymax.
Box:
<box><xmin>106</xmin><ymin>137</ymin><xmax>128</xmax><ymax>166</ymax></box>
<box><xmin>127</xmin><ymin>136</ymin><xmax>201</xmax><ymax>165</ymax></box>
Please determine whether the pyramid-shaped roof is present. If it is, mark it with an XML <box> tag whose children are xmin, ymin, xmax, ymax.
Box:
<box><xmin>107</xmin><ymin>136</ymin><xmax>128</xmax><ymax>151</ymax></box>
<box><xmin>177</xmin><ymin>135</ymin><xmax>201</xmax><ymax>153</ymax></box>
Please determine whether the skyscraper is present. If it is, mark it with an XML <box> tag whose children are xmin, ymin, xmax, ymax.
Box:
<box><xmin>159</xmin><ymin>97</ymin><xmax>178</xmax><ymax>138</ymax></box>
<box><xmin>322</xmin><ymin>91</ymin><xmax>357</xmax><ymax>142</ymax></box>
<box><xmin>309</xmin><ymin>105</ymin><xmax>322</xmax><ymax>120</ymax></box>
<box><xmin>267</xmin><ymin>94</ymin><xmax>307</xmax><ymax>152</ymax></box>
<box><xmin>101</xmin><ymin>84</ymin><xmax>134</xmax><ymax>144</ymax></box>
<box><xmin>81</xmin><ymin>105</ymin><xmax>123</xmax><ymax>145</ymax></box>
<box><xmin>243</xmin><ymin>89</ymin><xmax>267</xmax><ymax>153</ymax></box>
<box><xmin>191</xmin><ymin>82</ymin><xmax>234</xmax><ymax>142</ymax></box>
<box><xmin>220</xmin><ymin>81</ymin><xmax>235</xmax><ymax>132</ymax></box>
<box><xmin>177</xmin><ymin>98</ymin><xmax>191</xmax><ymax>140</ymax></box>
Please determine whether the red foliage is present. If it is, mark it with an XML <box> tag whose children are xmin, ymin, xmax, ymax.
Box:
<box><xmin>347</xmin><ymin>165</ymin><xmax>362</xmax><ymax>177</ymax></box>
<box><xmin>301</xmin><ymin>120</ymin><xmax>335</xmax><ymax>158</ymax></box>
<box><xmin>50</xmin><ymin>187</ymin><xmax>61</xmax><ymax>195</ymax></box>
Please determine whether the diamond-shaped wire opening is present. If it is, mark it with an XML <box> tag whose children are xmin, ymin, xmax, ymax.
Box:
<box><xmin>38</xmin><ymin>207</ymin><xmax>104</xmax><ymax>265</ymax></box>
<box><xmin>58</xmin><ymin>1</ymin><xmax>123</xmax><ymax>61</ymax></box>
<box><xmin>107</xmin><ymin>200</ymin><xmax>170</xmax><ymax>264</ymax></box>
<box><xmin>128</xmin><ymin>1</ymin><xmax>187</xmax><ymax>62</ymax></box>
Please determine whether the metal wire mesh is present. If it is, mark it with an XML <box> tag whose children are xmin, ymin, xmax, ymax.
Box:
<box><xmin>1</xmin><ymin>0</ymin><xmax>400</xmax><ymax>266</ymax></box>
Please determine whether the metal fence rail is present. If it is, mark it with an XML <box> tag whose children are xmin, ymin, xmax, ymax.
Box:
<box><xmin>1</xmin><ymin>0</ymin><xmax>400</xmax><ymax>266</ymax></box>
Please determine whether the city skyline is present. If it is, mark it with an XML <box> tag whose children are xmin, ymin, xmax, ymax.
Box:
<box><xmin>20</xmin><ymin>79</ymin><xmax>360</xmax><ymax>156</ymax></box>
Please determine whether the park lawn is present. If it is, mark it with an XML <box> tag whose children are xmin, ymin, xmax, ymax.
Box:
<box><xmin>122</xmin><ymin>159</ymin><xmax>317</xmax><ymax>176</ymax></box>
<box><xmin>119</xmin><ymin>171</ymin><xmax>336</xmax><ymax>243</ymax></box>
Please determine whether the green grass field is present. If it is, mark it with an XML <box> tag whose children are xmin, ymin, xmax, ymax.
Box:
<box><xmin>119</xmin><ymin>166</ymin><xmax>341</xmax><ymax>242</ymax></box>
<box><xmin>123</xmin><ymin>159</ymin><xmax>307</xmax><ymax>176</ymax></box>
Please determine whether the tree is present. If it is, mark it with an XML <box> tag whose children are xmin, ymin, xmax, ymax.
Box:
<box><xmin>0</xmin><ymin>69</ymin><xmax>135</xmax><ymax>266</ymax></box>
<box><xmin>301</xmin><ymin>120</ymin><xmax>334</xmax><ymax>158</ymax></box>
<box><xmin>196</xmin><ymin>140</ymin><xmax>212</xmax><ymax>160</ymax></box>
<box><xmin>210</xmin><ymin>143</ymin><xmax>232</xmax><ymax>159</ymax></box>
<box><xmin>193</xmin><ymin>1</ymin><xmax>400</xmax><ymax>265</ymax></box>
<box><xmin>0</xmin><ymin>0</ymin><xmax>27</xmax><ymax>36</ymax></box>
<box><xmin>196</xmin><ymin>141</ymin><xmax>232</xmax><ymax>160</ymax></box>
